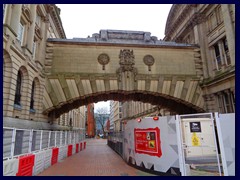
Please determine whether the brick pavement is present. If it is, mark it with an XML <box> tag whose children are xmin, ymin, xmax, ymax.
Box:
<box><xmin>38</xmin><ymin>138</ymin><xmax>156</xmax><ymax>176</ymax></box>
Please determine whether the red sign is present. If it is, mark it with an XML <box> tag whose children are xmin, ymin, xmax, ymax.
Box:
<box><xmin>134</xmin><ymin>127</ymin><xmax>162</xmax><ymax>157</ymax></box>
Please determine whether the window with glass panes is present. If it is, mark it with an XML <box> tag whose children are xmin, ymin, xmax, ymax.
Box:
<box><xmin>214</xmin><ymin>43</ymin><xmax>222</xmax><ymax>70</ymax></box>
<box><xmin>222</xmin><ymin>38</ymin><xmax>231</xmax><ymax>65</ymax></box>
<box><xmin>17</xmin><ymin>22</ymin><xmax>24</xmax><ymax>45</ymax></box>
<box><xmin>30</xmin><ymin>81</ymin><xmax>35</xmax><ymax>110</ymax></box>
<box><xmin>14</xmin><ymin>71</ymin><xmax>22</xmax><ymax>106</ymax></box>
<box><xmin>217</xmin><ymin>90</ymin><xmax>235</xmax><ymax>113</ymax></box>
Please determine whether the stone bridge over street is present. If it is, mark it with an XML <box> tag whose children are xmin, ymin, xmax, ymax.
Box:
<box><xmin>43</xmin><ymin>30</ymin><xmax>205</xmax><ymax>119</ymax></box>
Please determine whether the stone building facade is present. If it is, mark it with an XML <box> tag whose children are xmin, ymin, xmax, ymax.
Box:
<box><xmin>120</xmin><ymin>4</ymin><xmax>235</xmax><ymax>122</ymax></box>
<box><xmin>58</xmin><ymin>106</ymin><xmax>86</xmax><ymax>130</ymax></box>
<box><xmin>3</xmin><ymin>4</ymin><xmax>86</xmax><ymax>130</ymax></box>
<box><xmin>164</xmin><ymin>4</ymin><xmax>235</xmax><ymax>113</ymax></box>
<box><xmin>109</xmin><ymin>101</ymin><xmax>123</xmax><ymax>132</ymax></box>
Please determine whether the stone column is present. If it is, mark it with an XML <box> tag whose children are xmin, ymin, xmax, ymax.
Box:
<box><xmin>3</xmin><ymin>4</ymin><xmax>12</xmax><ymax>25</ymax></box>
<box><xmin>221</xmin><ymin>4</ymin><xmax>235</xmax><ymax>65</ymax></box>
<box><xmin>26</xmin><ymin>4</ymin><xmax>37</xmax><ymax>55</ymax></box>
<box><xmin>10</xmin><ymin>4</ymin><xmax>22</xmax><ymax>37</ymax></box>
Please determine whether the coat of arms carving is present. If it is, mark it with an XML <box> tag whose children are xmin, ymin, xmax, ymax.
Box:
<box><xmin>117</xmin><ymin>49</ymin><xmax>137</xmax><ymax>81</ymax></box>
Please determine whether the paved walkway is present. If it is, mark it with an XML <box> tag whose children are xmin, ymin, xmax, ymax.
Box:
<box><xmin>38</xmin><ymin>138</ymin><xmax>155</xmax><ymax>176</ymax></box>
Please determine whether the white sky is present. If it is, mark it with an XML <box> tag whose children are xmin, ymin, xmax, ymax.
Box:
<box><xmin>56</xmin><ymin>4</ymin><xmax>172</xmax><ymax>40</ymax></box>
<box><xmin>56</xmin><ymin>4</ymin><xmax>172</xmax><ymax>112</ymax></box>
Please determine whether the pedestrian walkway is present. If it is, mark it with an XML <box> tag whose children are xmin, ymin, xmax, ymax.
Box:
<box><xmin>38</xmin><ymin>138</ymin><xmax>156</xmax><ymax>176</ymax></box>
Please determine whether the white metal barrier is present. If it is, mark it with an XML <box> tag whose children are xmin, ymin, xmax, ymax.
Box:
<box><xmin>3</xmin><ymin>127</ymin><xmax>86</xmax><ymax>159</ymax></box>
<box><xmin>72</xmin><ymin>144</ymin><xmax>76</xmax><ymax>155</ymax></box>
<box><xmin>43</xmin><ymin>149</ymin><xmax>52</xmax><ymax>169</ymax></box>
<box><xmin>33</xmin><ymin>150</ymin><xmax>45</xmax><ymax>176</ymax></box>
<box><xmin>3</xmin><ymin>158</ymin><xmax>19</xmax><ymax>176</ymax></box>
<box><xmin>58</xmin><ymin>145</ymin><xmax>68</xmax><ymax>162</ymax></box>
<box><xmin>3</xmin><ymin>127</ymin><xmax>86</xmax><ymax>176</ymax></box>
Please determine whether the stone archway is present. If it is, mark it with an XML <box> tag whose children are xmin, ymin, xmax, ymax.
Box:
<box><xmin>43</xmin><ymin>30</ymin><xmax>204</xmax><ymax>120</ymax></box>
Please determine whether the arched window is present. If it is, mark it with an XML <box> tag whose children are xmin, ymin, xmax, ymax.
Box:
<box><xmin>14</xmin><ymin>71</ymin><xmax>22</xmax><ymax>106</ymax></box>
<box><xmin>30</xmin><ymin>81</ymin><xmax>35</xmax><ymax>111</ymax></box>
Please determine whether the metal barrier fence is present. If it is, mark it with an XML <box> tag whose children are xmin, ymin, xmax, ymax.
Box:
<box><xmin>108</xmin><ymin>131</ymin><xmax>123</xmax><ymax>142</ymax></box>
<box><xmin>3</xmin><ymin>127</ymin><xmax>85</xmax><ymax>159</ymax></box>
<box><xmin>107</xmin><ymin>131</ymin><xmax>124</xmax><ymax>157</ymax></box>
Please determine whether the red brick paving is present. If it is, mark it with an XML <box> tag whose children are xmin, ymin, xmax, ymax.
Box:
<box><xmin>38</xmin><ymin>138</ymin><xmax>155</xmax><ymax>176</ymax></box>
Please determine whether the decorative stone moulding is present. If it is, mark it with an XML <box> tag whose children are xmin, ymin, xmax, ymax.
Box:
<box><xmin>143</xmin><ymin>55</ymin><xmax>155</xmax><ymax>71</ymax></box>
<box><xmin>97</xmin><ymin>53</ymin><xmax>110</xmax><ymax>70</ymax></box>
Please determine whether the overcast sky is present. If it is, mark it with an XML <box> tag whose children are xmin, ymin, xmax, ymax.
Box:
<box><xmin>56</xmin><ymin>4</ymin><xmax>172</xmax><ymax>112</ymax></box>
<box><xmin>56</xmin><ymin>4</ymin><xmax>172</xmax><ymax>40</ymax></box>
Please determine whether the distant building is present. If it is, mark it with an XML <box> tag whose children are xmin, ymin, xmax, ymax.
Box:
<box><xmin>86</xmin><ymin>104</ymin><xmax>95</xmax><ymax>138</ymax></box>
<box><xmin>58</xmin><ymin>106</ymin><xmax>86</xmax><ymax>130</ymax></box>
<box><xmin>109</xmin><ymin>101</ymin><xmax>122</xmax><ymax>132</ymax></box>
<box><xmin>104</xmin><ymin>119</ymin><xmax>110</xmax><ymax>134</ymax></box>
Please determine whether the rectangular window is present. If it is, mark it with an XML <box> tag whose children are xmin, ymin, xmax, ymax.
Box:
<box><xmin>222</xmin><ymin>38</ymin><xmax>231</xmax><ymax>65</ymax></box>
<box><xmin>217</xmin><ymin>90</ymin><xmax>235</xmax><ymax>113</ymax></box>
<box><xmin>211</xmin><ymin>12</ymin><xmax>217</xmax><ymax>28</ymax></box>
<box><xmin>214</xmin><ymin>44</ymin><xmax>222</xmax><ymax>70</ymax></box>
<box><xmin>17</xmin><ymin>22</ymin><xmax>24</xmax><ymax>45</ymax></box>
<box><xmin>120</xmin><ymin>121</ymin><xmax>122</xmax><ymax>131</ymax></box>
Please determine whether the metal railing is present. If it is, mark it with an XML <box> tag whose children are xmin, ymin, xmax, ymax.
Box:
<box><xmin>108</xmin><ymin>131</ymin><xmax>123</xmax><ymax>142</ymax></box>
<box><xmin>3</xmin><ymin>127</ymin><xmax>85</xmax><ymax>159</ymax></box>
<box><xmin>107</xmin><ymin>131</ymin><xmax>124</xmax><ymax>157</ymax></box>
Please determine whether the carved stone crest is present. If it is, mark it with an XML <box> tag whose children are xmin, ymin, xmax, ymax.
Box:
<box><xmin>117</xmin><ymin>49</ymin><xmax>137</xmax><ymax>81</ymax></box>
<box><xmin>143</xmin><ymin>55</ymin><xmax>155</xmax><ymax>71</ymax></box>
<box><xmin>97</xmin><ymin>53</ymin><xmax>110</xmax><ymax>70</ymax></box>
<box><xmin>119</xmin><ymin>49</ymin><xmax>135</xmax><ymax>71</ymax></box>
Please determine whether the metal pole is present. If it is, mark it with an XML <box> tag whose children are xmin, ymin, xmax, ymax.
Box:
<box><xmin>48</xmin><ymin>131</ymin><xmax>51</xmax><ymax>148</ymax></box>
<box><xmin>28</xmin><ymin>129</ymin><xmax>33</xmax><ymax>153</ymax></box>
<box><xmin>55</xmin><ymin>131</ymin><xmax>57</xmax><ymax>147</ymax></box>
<box><xmin>65</xmin><ymin>131</ymin><xmax>67</xmax><ymax>145</ymax></box>
<box><xmin>60</xmin><ymin>131</ymin><xmax>62</xmax><ymax>146</ymax></box>
<box><xmin>10</xmin><ymin>128</ymin><xmax>16</xmax><ymax>158</ymax></box>
<box><xmin>215</xmin><ymin>112</ymin><xmax>231</xmax><ymax>176</ymax></box>
<box><xmin>40</xmin><ymin>130</ymin><xmax>43</xmax><ymax>150</ymax></box>
<box><xmin>176</xmin><ymin>115</ymin><xmax>186</xmax><ymax>176</ymax></box>
<box><xmin>212</xmin><ymin>112</ymin><xmax>222</xmax><ymax>176</ymax></box>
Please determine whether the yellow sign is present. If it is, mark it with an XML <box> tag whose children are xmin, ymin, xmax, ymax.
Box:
<box><xmin>191</xmin><ymin>132</ymin><xmax>200</xmax><ymax>146</ymax></box>
<box><xmin>149</xmin><ymin>140</ymin><xmax>155</xmax><ymax>148</ymax></box>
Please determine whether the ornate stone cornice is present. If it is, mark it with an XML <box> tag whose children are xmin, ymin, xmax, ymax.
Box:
<box><xmin>48</xmin><ymin>4</ymin><xmax>66</xmax><ymax>38</ymax></box>
<box><xmin>165</xmin><ymin>4</ymin><xmax>194</xmax><ymax>40</ymax></box>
